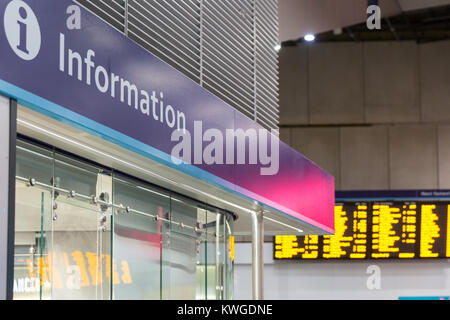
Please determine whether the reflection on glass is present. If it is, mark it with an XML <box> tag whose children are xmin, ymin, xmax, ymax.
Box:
<box><xmin>113</xmin><ymin>174</ymin><xmax>170</xmax><ymax>300</ymax></box>
<box><xmin>225</xmin><ymin>215</ymin><xmax>234</xmax><ymax>300</ymax></box>
<box><xmin>196</xmin><ymin>208</ymin><xmax>207</xmax><ymax>300</ymax></box>
<box><xmin>203</xmin><ymin>210</ymin><xmax>227</xmax><ymax>300</ymax></box>
<box><xmin>51</xmin><ymin>154</ymin><xmax>112</xmax><ymax>300</ymax></box>
<box><xmin>14</xmin><ymin>141</ymin><xmax>53</xmax><ymax>300</ymax></box>
<box><xmin>165</xmin><ymin>196</ymin><xmax>206</xmax><ymax>300</ymax></box>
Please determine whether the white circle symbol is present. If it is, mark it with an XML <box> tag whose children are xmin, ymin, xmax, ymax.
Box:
<box><xmin>4</xmin><ymin>0</ymin><xmax>41</xmax><ymax>60</ymax></box>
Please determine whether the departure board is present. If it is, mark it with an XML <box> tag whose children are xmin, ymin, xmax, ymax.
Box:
<box><xmin>274</xmin><ymin>201</ymin><xmax>450</xmax><ymax>260</ymax></box>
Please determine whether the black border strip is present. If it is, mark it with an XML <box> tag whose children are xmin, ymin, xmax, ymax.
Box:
<box><xmin>6</xmin><ymin>99</ymin><xmax>16</xmax><ymax>300</ymax></box>
<box><xmin>336</xmin><ymin>190</ymin><xmax>450</xmax><ymax>200</ymax></box>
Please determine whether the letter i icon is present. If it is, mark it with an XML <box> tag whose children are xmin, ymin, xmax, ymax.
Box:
<box><xmin>17</xmin><ymin>7</ymin><xmax>29</xmax><ymax>54</ymax></box>
<box><xmin>4</xmin><ymin>0</ymin><xmax>41</xmax><ymax>60</ymax></box>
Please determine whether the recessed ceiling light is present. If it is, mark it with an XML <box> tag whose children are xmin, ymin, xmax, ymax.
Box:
<box><xmin>304</xmin><ymin>34</ymin><xmax>315</xmax><ymax>42</ymax></box>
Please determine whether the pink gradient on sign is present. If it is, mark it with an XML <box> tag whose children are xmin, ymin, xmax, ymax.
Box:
<box><xmin>187</xmin><ymin>112</ymin><xmax>336</xmax><ymax>233</ymax></box>
<box><xmin>232</xmin><ymin>144</ymin><xmax>335</xmax><ymax>233</ymax></box>
<box><xmin>207</xmin><ymin>113</ymin><xmax>336</xmax><ymax>234</ymax></box>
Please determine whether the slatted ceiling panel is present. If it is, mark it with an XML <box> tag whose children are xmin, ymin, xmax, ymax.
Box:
<box><xmin>127</xmin><ymin>0</ymin><xmax>202</xmax><ymax>83</ymax></box>
<box><xmin>201</xmin><ymin>0</ymin><xmax>256</xmax><ymax>119</ymax></box>
<box><xmin>77</xmin><ymin>0</ymin><xmax>126</xmax><ymax>32</ymax></box>
<box><xmin>255</xmin><ymin>0</ymin><xmax>280</xmax><ymax>131</ymax></box>
<box><xmin>75</xmin><ymin>0</ymin><xmax>280</xmax><ymax>131</ymax></box>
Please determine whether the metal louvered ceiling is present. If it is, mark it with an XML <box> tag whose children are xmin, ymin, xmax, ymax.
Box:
<box><xmin>75</xmin><ymin>0</ymin><xmax>279</xmax><ymax>132</ymax></box>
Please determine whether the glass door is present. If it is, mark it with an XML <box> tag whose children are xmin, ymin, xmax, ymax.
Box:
<box><xmin>163</xmin><ymin>196</ymin><xmax>207</xmax><ymax>300</ymax></box>
<box><xmin>13</xmin><ymin>139</ymin><xmax>234</xmax><ymax>300</ymax></box>
<box><xmin>112</xmin><ymin>173</ymin><xmax>170</xmax><ymax>300</ymax></box>
<box><xmin>204</xmin><ymin>210</ymin><xmax>226</xmax><ymax>300</ymax></box>
<box><xmin>48</xmin><ymin>153</ymin><xmax>113</xmax><ymax>300</ymax></box>
<box><xmin>14</xmin><ymin>141</ymin><xmax>113</xmax><ymax>300</ymax></box>
<box><xmin>14</xmin><ymin>141</ymin><xmax>53</xmax><ymax>300</ymax></box>
<box><xmin>49</xmin><ymin>196</ymin><xmax>111</xmax><ymax>300</ymax></box>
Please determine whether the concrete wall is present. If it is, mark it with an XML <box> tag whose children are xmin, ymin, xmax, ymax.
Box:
<box><xmin>282</xmin><ymin>124</ymin><xmax>449</xmax><ymax>190</ymax></box>
<box><xmin>266</xmin><ymin>41</ymin><xmax>450</xmax><ymax>301</ymax></box>
<box><xmin>278</xmin><ymin>0</ymin><xmax>402</xmax><ymax>42</ymax></box>
<box><xmin>279</xmin><ymin>40</ymin><xmax>450</xmax><ymax>190</ymax></box>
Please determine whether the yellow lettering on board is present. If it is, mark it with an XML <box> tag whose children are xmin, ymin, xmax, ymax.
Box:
<box><xmin>103</xmin><ymin>254</ymin><xmax>121</xmax><ymax>284</ymax></box>
<box><xmin>50</xmin><ymin>252</ymin><xmax>63</xmax><ymax>289</ymax></box>
<box><xmin>72</xmin><ymin>251</ymin><xmax>90</xmax><ymax>287</ymax></box>
<box><xmin>26</xmin><ymin>259</ymin><xmax>34</xmax><ymax>278</ymax></box>
<box><xmin>86</xmin><ymin>252</ymin><xmax>102</xmax><ymax>286</ymax></box>
<box><xmin>120</xmin><ymin>261</ymin><xmax>132</xmax><ymax>284</ymax></box>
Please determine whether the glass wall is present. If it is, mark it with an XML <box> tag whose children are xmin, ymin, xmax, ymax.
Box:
<box><xmin>13</xmin><ymin>138</ymin><xmax>234</xmax><ymax>300</ymax></box>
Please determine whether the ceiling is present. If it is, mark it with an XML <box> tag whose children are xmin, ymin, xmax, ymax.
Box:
<box><xmin>308</xmin><ymin>4</ymin><xmax>450</xmax><ymax>43</ymax></box>
<box><xmin>398</xmin><ymin>0</ymin><xmax>450</xmax><ymax>11</ymax></box>
<box><xmin>279</xmin><ymin>0</ymin><xmax>450</xmax><ymax>42</ymax></box>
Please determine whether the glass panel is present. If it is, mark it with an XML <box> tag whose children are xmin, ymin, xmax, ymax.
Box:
<box><xmin>14</xmin><ymin>142</ymin><xmax>53</xmax><ymax>300</ymax></box>
<box><xmin>53</xmin><ymin>154</ymin><xmax>100</xmax><ymax>198</ymax></box>
<box><xmin>16</xmin><ymin>141</ymin><xmax>53</xmax><ymax>184</ymax></box>
<box><xmin>195</xmin><ymin>208</ymin><xmax>207</xmax><ymax>300</ymax></box>
<box><xmin>204</xmin><ymin>210</ymin><xmax>227</xmax><ymax>300</ymax></box>
<box><xmin>204</xmin><ymin>211</ymin><xmax>216</xmax><ymax>300</ymax></box>
<box><xmin>40</xmin><ymin>188</ymin><xmax>53</xmax><ymax>301</ymax></box>
<box><xmin>161</xmin><ymin>199</ymin><xmax>171</xmax><ymax>300</ymax></box>
<box><xmin>49</xmin><ymin>154</ymin><xmax>112</xmax><ymax>300</ymax></box>
<box><xmin>13</xmin><ymin>188</ymin><xmax>52</xmax><ymax>300</ymax></box>
<box><xmin>112</xmin><ymin>174</ymin><xmax>170</xmax><ymax>300</ymax></box>
<box><xmin>50</xmin><ymin>197</ymin><xmax>111</xmax><ymax>300</ymax></box>
<box><xmin>224</xmin><ymin>215</ymin><xmax>234</xmax><ymax>300</ymax></box>
<box><xmin>164</xmin><ymin>196</ymin><xmax>206</xmax><ymax>300</ymax></box>
<box><xmin>215</xmin><ymin>211</ymin><xmax>226</xmax><ymax>300</ymax></box>
<box><xmin>14</xmin><ymin>139</ymin><xmax>234</xmax><ymax>300</ymax></box>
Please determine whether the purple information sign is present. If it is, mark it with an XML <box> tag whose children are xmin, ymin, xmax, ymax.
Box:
<box><xmin>0</xmin><ymin>0</ymin><xmax>334</xmax><ymax>233</ymax></box>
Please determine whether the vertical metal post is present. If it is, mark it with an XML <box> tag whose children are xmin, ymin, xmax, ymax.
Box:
<box><xmin>0</xmin><ymin>97</ymin><xmax>16</xmax><ymax>300</ymax></box>
<box><xmin>251</xmin><ymin>210</ymin><xmax>264</xmax><ymax>300</ymax></box>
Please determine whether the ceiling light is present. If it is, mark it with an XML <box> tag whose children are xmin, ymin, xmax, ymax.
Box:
<box><xmin>304</xmin><ymin>34</ymin><xmax>315</xmax><ymax>42</ymax></box>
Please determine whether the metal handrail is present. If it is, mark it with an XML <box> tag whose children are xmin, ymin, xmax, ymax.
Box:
<box><xmin>15</xmin><ymin>175</ymin><xmax>210</xmax><ymax>234</ymax></box>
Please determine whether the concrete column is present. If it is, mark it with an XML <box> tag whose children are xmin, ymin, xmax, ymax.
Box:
<box><xmin>251</xmin><ymin>211</ymin><xmax>264</xmax><ymax>300</ymax></box>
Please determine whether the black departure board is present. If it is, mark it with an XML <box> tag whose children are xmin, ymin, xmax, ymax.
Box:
<box><xmin>274</xmin><ymin>201</ymin><xmax>450</xmax><ymax>260</ymax></box>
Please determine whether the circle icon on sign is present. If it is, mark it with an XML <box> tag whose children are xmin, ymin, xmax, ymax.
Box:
<box><xmin>4</xmin><ymin>0</ymin><xmax>41</xmax><ymax>60</ymax></box>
